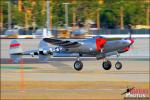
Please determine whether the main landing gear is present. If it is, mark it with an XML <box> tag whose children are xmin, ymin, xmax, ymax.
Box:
<box><xmin>74</xmin><ymin>57</ymin><xmax>83</xmax><ymax>71</ymax></box>
<box><xmin>102</xmin><ymin>53</ymin><xmax>122</xmax><ymax>70</ymax></box>
<box><xmin>73</xmin><ymin>53</ymin><xmax>122</xmax><ymax>71</ymax></box>
<box><xmin>102</xmin><ymin>60</ymin><xmax>112</xmax><ymax>70</ymax></box>
<box><xmin>115</xmin><ymin>52</ymin><xmax>122</xmax><ymax>70</ymax></box>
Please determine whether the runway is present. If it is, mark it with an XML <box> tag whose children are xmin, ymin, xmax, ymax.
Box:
<box><xmin>1</xmin><ymin>58</ymin><xmax>149</xmax><ymax>81</ymax></box>
<box><xmin>1</xmin><ymin>59</ymin><xmax>149</xmax><ymax>99</ymax></box>
<box><xmin>1</xmin><ymin>38</ymin><xmax>149</xmax><ymax>99</ymax></box>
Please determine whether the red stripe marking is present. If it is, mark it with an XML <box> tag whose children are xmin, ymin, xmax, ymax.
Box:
<box><xmin>96</xmin><ymin>38</ymin><xmax>107</xmax><ymax>51</ymax></box>
<box><xmin>10</xmin><ymin>43</ymin><xmax>20</xmax><ymax>47</ymax></box>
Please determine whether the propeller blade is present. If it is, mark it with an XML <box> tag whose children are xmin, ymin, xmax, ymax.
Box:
<box><xmin>127</xmin><ymin>24</ymin><xmax>132</xmax><ymax>39</ymax></box>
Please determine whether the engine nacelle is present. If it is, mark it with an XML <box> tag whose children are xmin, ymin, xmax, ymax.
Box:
<box><xmin>96</xmin><ymin>51</ymin><xmax>117</xmax><ymax>60</ymax></box>
<box><xmin>118</xmin><ymin>47</ymin><xmax>130</xmax><ymax>53</ymax></box>
<box><xmin>96</xmin><ymin>53</ymin><xmax>105</xmax><ymax>60</ymax></box>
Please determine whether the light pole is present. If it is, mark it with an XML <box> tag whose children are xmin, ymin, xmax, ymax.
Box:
<box><xmin>120</xmin><ymin>7</ymin><xmax>124</xmax><ymax>29</ymax></box>
<box><xmin>146</xmin><ymin>7</ymin><xmax>150</xmax><ymax>28</ymax></box>
<box><xmin>72</xmin><ymin>7</ymin><xmax>76</xmax><ymax>27</ymax></box>
<box><xmin>72</xmin><ymin>7</ymin><xmax>76</xmax><ymax>31</ymax></box>
<box><xmin>7</xmin><ymin>1</ymin><xmax>11</xmax><ymax>29</ymax></box>
<box><xmin>97</xmin><ymin>9</ymin><xmax>100</xmax><ymax>30</ymax></box>
<box><xmin>46</xmin><ymin>0</ymin><xmax>52</xmax><ymax>37</ymax></box>
<box><xmin>0</xmin><ymin>4</ymin><xmax>3</xmax><ymax>30</ymax></box>
<box><xmin>62</xmin><ymin>3</ymin><xmax>70</xmax><ymax>29</ymax></box>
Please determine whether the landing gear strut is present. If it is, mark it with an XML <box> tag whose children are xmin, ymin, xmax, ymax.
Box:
<box><xmin>74</xmin><ymin>57</ymin><xmax>83</xmax><ymax>71</ymax></box>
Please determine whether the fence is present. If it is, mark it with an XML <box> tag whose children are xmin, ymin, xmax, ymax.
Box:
<box><xmin>0</xmin><ymin>28</ymin><xmax>149</xmax><ymax>35</ymax></box>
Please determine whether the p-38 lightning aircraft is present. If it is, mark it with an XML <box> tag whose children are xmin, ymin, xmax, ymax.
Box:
<box><xmin>9</xmin><ymin>31</ymin><xmax>134</xmax><ymax>71</ymax></box>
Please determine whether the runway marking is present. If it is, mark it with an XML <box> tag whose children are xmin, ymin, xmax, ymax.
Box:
<box><xmin>1</xmin><ymin>66</ymin><xmax>34</xmax><ymax>69</ymax></box>
<box><xmin>20</xmin><ymin>60</ymin><xmax>25</xmax><ymax>92</ymax></box>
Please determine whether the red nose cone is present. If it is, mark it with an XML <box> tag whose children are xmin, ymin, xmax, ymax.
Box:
<box><xmin>130</xmin><ymin>39</ymin><xmax>134</xmax><ymax>45</ymax></box>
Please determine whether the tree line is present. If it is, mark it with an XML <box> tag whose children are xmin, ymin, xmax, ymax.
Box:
<box><xmin>1</xmin><ymin>0</ymin><xmax>149</xmax><ymax>29</ymax></box>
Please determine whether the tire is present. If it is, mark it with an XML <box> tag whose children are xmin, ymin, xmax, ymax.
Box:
<box><xmin>115</xmin><ymin>62</ymin><xmax>122</xmax><ymax>70</ymax></box>
<box><xmin>74</xmin><ymin>61</ymin><xmax>83</xmax><ymax>71</ymax></box>
<box><xmin>102</xmin><ymin>60</ymin><xmax>112</xmax><ymax>70</ymax></box>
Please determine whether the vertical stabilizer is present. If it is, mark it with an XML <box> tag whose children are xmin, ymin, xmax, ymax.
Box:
<box><xmin>9</xmin><ymin>40</ymin><xmax>23</xmax><ymax>63</ymax></box>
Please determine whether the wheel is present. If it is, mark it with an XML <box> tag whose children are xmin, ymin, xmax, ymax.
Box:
<box><xmin>115</xmin><ymin>62</ymin><xmax>122</xmax><ymax>70</ymax></box>
<box><xmin>74</xmin><ymin>61</ymin><xmax>83</xmax><ymax>71</ymax></box>
<box><xmin>102</xmin><ymin>60</ymin><xmax>112</xmax><ymax>70</ymax></box>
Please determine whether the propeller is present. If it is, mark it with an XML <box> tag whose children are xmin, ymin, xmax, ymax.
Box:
<box><xmin>127</xmin><ymin>24</ymin><xmax>135</xmax><ymax>49</ymax></box>
<box><xmin>127</xmin><ymin>24</ymin><xmax>132</xmax><ymax>39</ymax></box>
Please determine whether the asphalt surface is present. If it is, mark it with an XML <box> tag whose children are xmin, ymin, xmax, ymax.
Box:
<box><xmin>1</xmin><ymin>59</ymin><xmax>149</xmax><ymax>82</ymax></box>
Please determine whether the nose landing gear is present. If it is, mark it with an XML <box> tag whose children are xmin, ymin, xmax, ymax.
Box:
<box><xmin>102</xmin><ymin>60</ymin><xmax>122</xmax><ymax>70</ymax></box>
<box><xmin>102</xmin><ymin>52</ymin><xmax>123</xmax><ymax>70</ymax></box>
<box><xmin>115</xmin><ymin>61</ymin><xmax>122</xmax><ymax>70</ymax></box>
<box><xmin>115</xmin><ymin>52</ymin><xmax>122</xmax><ymax>70</ymax></box>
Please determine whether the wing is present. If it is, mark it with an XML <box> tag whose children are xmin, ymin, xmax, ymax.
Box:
<box><xmin>43</xmin><ymin>38</ymin><xmax>81</xmax><ymax>48</ymax></box>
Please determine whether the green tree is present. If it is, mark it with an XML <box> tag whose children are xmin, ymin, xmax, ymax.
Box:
<box><xmin>1</xmin><ymin>0</ymin><xmax>149</xmax><ymax>29</ymax></box>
